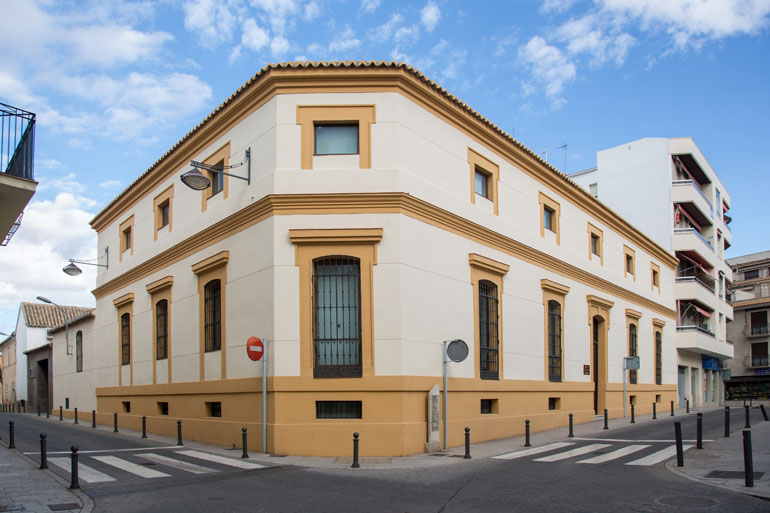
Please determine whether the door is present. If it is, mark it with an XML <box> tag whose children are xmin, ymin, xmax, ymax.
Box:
<box><xmin>678</xmin><ymin>366</ymin><xmax>686</xmax><ymax>407</ymax></box>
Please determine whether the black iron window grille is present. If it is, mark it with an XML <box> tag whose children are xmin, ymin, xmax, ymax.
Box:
<box><xmin>120</xmin><ymin>313</ymin><xmax>130</xmax><ymax>366</ymax></box>
<box><xmin>207</xmin><ymin>401</ymin><xmax>222</xmax><ymax>417</ymax></box>
<box><xmin>204</xmin><ymin>279</ymin><xmax>221</xmax><ymax>352</ymax></box>
<box><xmin>75</xmin><ymin>331</ymin><xmax>83</xmax><ymax>373</ymax></box>
<box><xmin>629</xmin><ymin>324</ymin><xmax>638</xmax><ymax>384</ymax></box>
<box><xmin>316</xmin><ymin>401</ymin><xmax>362</xmax><ymax>419</ymax></box>
<box><xmin>481</xmin><ymin>399</ymin><xmax>494</xmax><ymax>414</ymax></box>
<box><xmin>548</xmin><ymin>300</ymin><xmax>562</xmax><ymax>382</ymax></box>
<box><xmin>655</xmin><ymin>332</ymin><xmax>662</xmax><ymax>385</ymax></box>
<box><xmin>479</xmin><ymin>280</ymin><xmax>499</xmax><ymax>380</ymax></box>
<box><xmin>156</xmin><ymin>300</ymin><xmax>168</xmax><ymax>360</ymax></box>
<box><xmin>312</xmin><ymin>256</ymin><xmax>362</xmax><ymax>378</ymax></box>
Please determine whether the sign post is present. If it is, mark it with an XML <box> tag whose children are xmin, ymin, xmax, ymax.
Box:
<box><xmin>247</xmin><ymin>337</ymin><xmax>267</xmax><ymax>454</ymax></box>
<box><xmin>442</xmin><ymin>339</ymin><xmax>469</xmax><ymax>450</ymax></box>
<box><xmin>623</xmin><ymin>356</ymin><xmax>640</xmax><ymax>418</ymax></box>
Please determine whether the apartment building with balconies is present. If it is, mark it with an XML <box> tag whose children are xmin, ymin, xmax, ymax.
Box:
<box><xmin>571</xmin><ymin>138</ymin><xmax>733</xmax><ymax>408</ymax></box>
<box><xmin>0</xmin><ymin>103</ymin><xmax>37</xmax><ymax>246</ymax></box>
<box><xmin>725</xmin><ymin>251</ymin><xmax>770</xmax><ymax>401</ymax></box>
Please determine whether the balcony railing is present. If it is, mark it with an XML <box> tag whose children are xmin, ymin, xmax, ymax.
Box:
<box><xmin>674</xmin><ymin>228</ymin><xmax>713</xmax><ymax>251</ymax></box>
<box><xmin>743</xmin><ymin>324</ymin><xmax>769</xmax><ymax>336</ymax></box>
<box><xmin>676</xmin><ymin>325</ymin><xmax>715</xmax><ymax>337</ymax></box>
<box><xmin>672</xmin><ymin>179</ymin><xmax>714</xmax><ymax>218</ymax></box>
<box><xmin>1</xmin><ymin>103</ymin><xmax>36</xmax><ymax>181</ymax></box>
<box><xmin>743</xmin><ymin>356</ymin><xmax>769</xmax><ymax>368</ymax></box>
<box><xmin>676</xmin><ymin>272</ymin><xmax>715</xmax><ymax>293</ymax></box>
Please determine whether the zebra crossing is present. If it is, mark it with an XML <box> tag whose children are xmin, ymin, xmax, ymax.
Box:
<box><xmin>46</xmin><ymin>449</ymin><xmax>268</xmax><ymax>485</ymax></box>
<box><xmin>493</xmin><ymin>441</ymin><xmax>694</xmax><ymax>466</ymax></box>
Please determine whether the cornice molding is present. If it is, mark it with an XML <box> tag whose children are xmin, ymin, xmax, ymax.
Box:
<box><xmin>145</xmin><ymin>276</ymin><xmax>174</xmax><ymax>295</ymax></box>
<box><xmin>541</xmin><ymin>279</ymin><xmax>570</xmax><ymax>296</ymax></box>
<box><xmin>289</xmin><ymin>228</ymin><xmax>383</xmax><ymax>245</ymax></box>
<box><xmin>468</xmin><ymin>253</ymin><xmax>510</xmax><ymax>276</ymax></box>
<box><xmin>191</xmin><ymin>251</ymin><xmax>230</xmax><ymax>276</ymax></box>
<box><xmin>625</xmin><ymin>308</ymin><xmax>643</xmax><ymax>320</ymax></box>
<box><xmin>112</xmin><ymin>293</ymin><xmax>135</xmax><ymax>308</ymax></box>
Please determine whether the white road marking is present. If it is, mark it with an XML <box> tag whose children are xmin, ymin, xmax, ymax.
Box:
<box><xmin>136</xmin><ymin>453</ymin><xmax>216</xmax><ymax>474</ymax></box>
<box><xmin>625</xmin><ymin>444</ymin><xmax>693</xmax><ymax>466</ymax></box>
<box><xmin>492</xmin><ymin>442</ymin><xmax>575</xmax><ymax>460</ymax></box>
<box><xmin>48</xmin><ymin>457</ymin><xmax>116</xmax><ymax>483</ymax></box>
<box><xmin>177</xmin><ymin>450</ymin><xmax>266</xmax><ymax>469</ymax></box>
<box><xmin>572</xmin><ymin>437</ymin><xmax>712</xmax><ymax>443</ymax></box>
<box><xmin>576</xmin><ymin>444</ymin><xmax>650</xmax><ymax>464</ymax></box>
<box><xmin>27</xmin><ymin>446</ymin><xmax>182</xmax><ymax>456</ymax></box>
<box><xmin>534</xmin><ymin>443</ymin><xmax>612</xmax><ymax>462</ymax></box>
<box><xmin>91</xmin><ymin>455</ymin><xmax>171</xmax><ymax>478</ymax></box>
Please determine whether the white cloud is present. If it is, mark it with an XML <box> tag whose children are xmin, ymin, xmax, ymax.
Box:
<box><xmin>270</xmin><ymin>35</ymin><xmax>290</xmax><ymax>55</ymax></box>
<box><xmin>328</xmin><ymin>27</ymin><xmax>361</xmax><ymax>52</ymax></box>
<box><xmin>37</xmin><ymin>173</ymin><xmax>85</xmax><ymax>195</ymax></box>
<box><xmin>241</xmin><ymin>18</ymin><xmax>271</xmax><ymax>51</ymax></box>
<box><xmin>421</xmin><ymin>2</ymin><xmax>441</xmax><ymax>32</ymax></box>
<box><xmin>182</xmin><ymin>0</ymin><xmax>240</xmax><ymax>48</ymax></box>
<box><xmin>98</xmin><ymin>180</ymin><xmax>122</xmax><ymax>189</ymax></box>
<box><xmin>250</xmin><ymin>0</ymin><xmax>300</xmax><ymax>35</ymax></box>
<box><xmin>304</xmin><ymin>0</ymin><xmax>321</xmax><ymax>20</ymax></box>
<box><xmin>37</xmin><ymin>159</ymin><xmax>65</xmax><ymax>171</ymax></box>
<box><xmin>371</xmin><ymin>13</ymin><xmax>403</xmax><ymax>42</ymax></box>
<box><xmin>395</xmin><ymin>25</ymin><xmax>420</xmax><ymax>44</ymax></box>
<box><xmin>360</xmin><ymin>0</ymin><xmax>381</xmax><ymax>13</ymax></box>
<box><xmin>540</xmin><ymin>0</ymin><xmax>578</xmax><ymax>14</ymax></box>
<box><xmin>556</xmin><ymin>13</ymin><xmax>636</xmax><ymax>67</ymax></box>
<box><xmin>518</xmin><ymin>36</ymin><xmax>576</xmax><ymax>98</ymax></box>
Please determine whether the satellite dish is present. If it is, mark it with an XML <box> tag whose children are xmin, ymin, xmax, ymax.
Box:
<box><xmin>446</xmin><ymin>339</ymin><xmax>469</xmax><ymax>363</ymax></box>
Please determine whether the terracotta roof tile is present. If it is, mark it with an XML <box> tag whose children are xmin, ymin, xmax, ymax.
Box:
<box><xmin>731</xmin><ymin>298</ymin><xmax>770</xmax><ymax>308</ymax></box>
<box><xmin>21</xmin><ymin>302</ymin><xmax>94</xmax><ymax>329</ymax></box>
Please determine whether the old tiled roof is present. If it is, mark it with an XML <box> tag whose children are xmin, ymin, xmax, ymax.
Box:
<box><xmin>21</xmin><ymin>303</ymin><xmax>94</xmax><ymax>329</ymax></box>
<box><xmin>731</xmin><ymin>298</ymin><xmax>770</xmax><ymax>309</ymax></box>
<box><xmin>48</xmin><ymin>310</ymin><xmax>96</xmax><ymax>333</ymax></box>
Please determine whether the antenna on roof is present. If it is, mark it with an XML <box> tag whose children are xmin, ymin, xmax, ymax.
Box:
<box><xmin>555</xmin><ymin>144</ymin><xmax>567</xmax><ymax>172</ymax></box>
<box><xmin>541</xmin><ymin>149</ymin><xmax>548</xmax><ymax>163</ymax></box>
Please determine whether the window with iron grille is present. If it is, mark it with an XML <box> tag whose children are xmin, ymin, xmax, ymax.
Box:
<box><xmin>316</xmin><ymin>401</ymin><xmax>362</xmax><ymax>419</ymax></box>
<box><xmin>655</xmin><ymin>331</ymin><xmax>662</xmax><ymax>385</ymax></box>
<box><xmin>207</xmin><ymin>401</ymin><xmax>222</xmax><ymax>418</ymax></box>
<box><xmin>156</xmin><ymin>299</ymin><xmax>168</xmax><ymax>360</ymax></box>
<box><xmin>120</xmin><ymin>313</ymin><xmax>130</xmax><ymax>365</ymax></box>
<box><xmin>204</xmin><ymin>279</ymin><xmax>221</xmax><ymax>352</ymax></box>
<box><xmin>76</xmin><ymin>331</ymin><xmax>83</xmax><ymax>373</ymax></box>
<box><xmin>312</xmin><ymin>256</ymin><xmax>362</xmax><ymax>378</ymax></box>
<box><xmin>480</xmin><ymin>399</ymin><xmax>496</xmax><ymax>414</ymax></box>
<box><xmin>479</xmin><ymin>280</ymin><xmax>499</xmax><ymax>380</ymax></box>
<box><xmin>548</xmin><ymin>300</ymin><xmax>562</xmax><ymax>382</ymax></box>
<box><xmin>629</xmin><ymin>324</ymin><xmax>638</xmax><ymax>384</ymax></box>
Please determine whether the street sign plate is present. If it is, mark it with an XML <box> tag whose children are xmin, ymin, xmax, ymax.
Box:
<box><xmin>624</xmin><ymin>356</ymin><xmax>640</xmax><ymax>370</ymax></box>
<box><xmin>446</xmin><ymin>339</ymin><xmax>469</xmax><ymax>363</ymax></box>
<box><xmin>247</xmin><ymin>337</ymin><xmax>264</xmax><ymax>361</ymax></box>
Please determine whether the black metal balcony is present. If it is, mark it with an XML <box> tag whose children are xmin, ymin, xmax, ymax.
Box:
<box><xmin>1</xmin><ymin>103</ymin><xmax>36</xmax><ymax>181</ymax></box>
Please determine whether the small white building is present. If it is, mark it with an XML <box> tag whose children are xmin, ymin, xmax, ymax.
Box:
<box><xmin>50</xmin><ymin>310</ymin><xmax>97</xmax><ymax>412</ymax></box>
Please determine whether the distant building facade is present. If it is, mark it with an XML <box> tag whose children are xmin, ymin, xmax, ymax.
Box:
<box><xmin>571</xmin><ymin>138</ymin><xmax>734</xmax><ymax>408</ymax></box>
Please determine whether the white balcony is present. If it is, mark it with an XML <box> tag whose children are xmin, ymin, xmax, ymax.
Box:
<box><xmin>672</xmin><ymin>180</ymin><xmax>713</xmax><ymax>224</ymax></box>
<box><xmin>676</xmin><ymin>326</ymin><xmax>733</xmax><ymax>359</ymax></box>
<box><xmin>673</xmin><ymin>228</ymin><xmax>714</xmax><ymax>262</ymax></box>
<box><xmin>675</xmin><ymin>277</ymin><xmax>717</xmax><ymax>310</ymax></box>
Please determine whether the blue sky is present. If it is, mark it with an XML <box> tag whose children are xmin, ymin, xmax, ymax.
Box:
<box><xmin>0</xmin><ymin>0</ymin><xmax>769</xmax><ymax>333</ymax></box>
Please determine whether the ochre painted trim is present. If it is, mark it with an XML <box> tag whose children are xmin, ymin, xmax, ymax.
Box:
<box><xmin>201</xmin><ymin>142</ymin><xmax>231</xmax><ymax>213</ymax></box>
<box><xmin>112</xmin><ymin>293</ymin><xmax>135</xmax><ymax>308</ymax></box>
<box><xmin>289</xmin><ymin>228</ymin><xmax>383</xmax><ymax>245</ymax></box>
<box><xmin>651</xmin><ymin>262</ymin><xmax>661</xmax><ymax>293</ymax></box>
<box><xmin>625</xmin><ymin>308</ymin><xmax>642</xmax><ymax>320</ymax></box>
<box><xmin>145</xmin><ymin>276</ymin><xmax>174</xmax><ymax>295</ymax></box>
<box><xmin>92</xmin><ymin>193</ymin><xmax>676</xmax><ymax>319</ymax></box>
<box><xmin>119</xmin><ymin>215</ymin><xmax>134</xmax><ymax>262</ymax></box>
<box><xmin>542</xmin><ymin>283</ymin><xmax>567</xmax><ymax>382</ymax></box>
<box><xmin>587</xmin><ymin>222</ymin><xmax>604</xmax><ymax>266</ymax></box>
<box><xmin>468</xmin><ymin>147</ymin><xmax>499</xmax><ymax>216</ymax></box>
<box><xmin>296</xmin><ymin>105</ymin><xmax>375</xmax><ymax>169</ymax></box>
<box><xmin>652</xmin><ymin>317</ymin><xmax>666</xmax><ymax>328</ymax></box>
<box><xmin>116</xmin><ymin>302</ymin><xmax>133</xmax><ymax>387</ymax></box>
<box><xmin>541</xmin><ymin>279</ymin><xmax>570</xmax><ymax>296</ymax></box>
<box><xmin>153</xmin><ymin>185</ymin><xmax>174</xmax><ymax>241</ymax></box>
<box><xmin>192</xmin><ymin>251</ymin><xmax>230</xmax><ymax>275</ymax></box>
<box><xmin>468</xmin><ymin>253</ymin><xmax>509</xmax><ymax>275</ymax></box>
<box><xmin>586</xmin><ymin>294</ymin><xmax>615</xmax><ymax>312</ymax></box>
<box><xmin>623</xmin><ymin>245</ymin><xmax>636</xmax><ymax>282</ymax></box>
<box><xmin>538</xmin><ymin>192</ymin><xmax>561</xmax><ymax>245</ymax></box>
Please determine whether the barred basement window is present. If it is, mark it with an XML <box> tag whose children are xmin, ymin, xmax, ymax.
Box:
<box><xmin>316</xmin><ymin>401</ymin><xmax>362</xmax><ymax>419</ymax></box>
<box><xmin>122</xmin><ymin>401</ymin><xmax>131</xmax><ymax>413</ymax></box>
<box><xmin>158</xmin><ymin>402</ymin><xmax>169</xmax><ymax>416</ymax></box>
<box><xmin>479</xmin><ymin>280</ymin><xmax>499</xmax><ymax>380</ymax></box>
<box><xmin>312</xmin><ymin>256</ymin><xmax>362</xmax><ymax>378</ymax></box>
<box><xmin>548</xmin><ymin>397</ymin><xmax>560</xmax><ymax>410</ymax></box>
<box><xmin>204</xmin><ymin>279</ymin><xmax>221</xmax><ymax>352</ymax></box>
<box><xmin>207</xmin><ymin>401</ymin><xmax>222</xmax><ymax>418</ymax></box>
<box><xmin>481</xmin><ymin>399</ymin><xmax>498</xmax><ymax>414</ymax></box>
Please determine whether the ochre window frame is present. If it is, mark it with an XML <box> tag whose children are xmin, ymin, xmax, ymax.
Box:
<box><xmin>113</xmin><ymin>293</ymin><xmax>134</xmax><ymax>386</ymax></box>
<box><xmin>200</xmin><ymin>142</ymin><xmax>231</xmax><ymax>213</ymax></box>
<box><xmin>119</xmin><ymin>215</ymin><xmax>134</xmax><ymax>262</ymax></box>
<box><xmin>297</xmin><ymin>105</ymin><xmax>376</xmax><ymax>170</ymax></box>
<box><xmin>468</xmin><ymin>148</ymin><xmax>500</xmax><ymax>215</ymax></box>
<box><xmin>539</xmin><ymin>192</ymin><xmax>561</xmax><ymax>245</ymax></box>
<box><xmin>192</xmin><ymin>251</ymin><xmax>229</xmax><ymax>381</ymax></box>
<box><xmin>153</xmin><ymin>185</ymin><xmax>174</xmax><ymax>240</ymax></box>
<box><xmin>623</xmin><ymin>245</ymin><xmax>636</xmax><ymax>281</ymax></box>
<box><xmin>626</xmin><ymin>308</ymin><xmax>642</xmax><ymax>385</ymax></box>
<box><xmin>146</xmin><ymin>276</ymin><xmax>173</xmax><ymax>384</ymax></box>
<box><xmin>542</xmin><ymin>279</ymin><xmax>570</xmax><ymax>382</ymax></box>
<box><xmin>469</xmin><ymin>253</ymin><xmax>509</xmax><ymax>380</ymax></box>
<box><xmin>652</xmin><ymin>318</ymin><xmax>665</xmax><ymax>386</ymax></box>
<box><xmin>587</xmin><ymin>222</ymin><xmax>604</xmax><ymax>265</ymax></box>
<box><xmin>650</xmin><ymin>262</ymin><xmax>661</xmax><ymax>292</ymax></box>
<box><xmin>290</xmin><ymin>228</ymin><xmax>383</xmax><ymax>378</ymax></box>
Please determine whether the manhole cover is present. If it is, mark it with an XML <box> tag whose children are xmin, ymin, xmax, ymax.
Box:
<box><xmin>706</xmin><ymin>470</ymin><xmax>764</xmax><ymax>479</ymax></box>
<box><xmin>49</xmin><ymin>504</ymin><xmax>81</xmax><ymax>511</ymax></box>
<box><xmin>657</xmin><ymin>497</ymin><xmax>718</xmax><ymax>508</ymax></box>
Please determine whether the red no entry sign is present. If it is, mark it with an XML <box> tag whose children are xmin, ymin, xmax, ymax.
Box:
<box><xmin>247</xmin><ymin>337</ymin><xmax>264</xmax><ymax>361</ymax></box>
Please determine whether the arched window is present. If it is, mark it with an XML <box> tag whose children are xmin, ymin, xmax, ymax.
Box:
<box><xmin>120</xmin><ymin>313</ymin><xmax>130</xmax><ymax>365</ymax></box>
<box><xmin>479</xmin><ymin>280</ymin><xmax>499</xmax><ymax>380</ymax></box>
<box><xmin>548</xmin><ymin>300</ymin><xmax>562</xmax><ymax>382</ymax></box>
<box><xmin>655</xmin><ymin>331</ymin><xmax>662</xmax><ymax>385</ymax></box>
<box><xmin>156</xmin><ymin>299</ymin><xmax>168</xmax><ymax>360</ymax></box>
<box><xmin>75</xmin><ymin>330</ymin><xmax>83</xmax><ymax>372</ymax></box>
<box><xmin>312</xmin><ymin>256</ymin><xmax>361</xmax><ymax>377</ymax></box>
<box><xmin>629</xmin><ymin>324</ymin><xmax>638</xmax><ymax>384</ymax></box>
<box><xmin>204</xmin><ymin>280</ymin><xmax>221</xmax><ymax>352</ymax></box>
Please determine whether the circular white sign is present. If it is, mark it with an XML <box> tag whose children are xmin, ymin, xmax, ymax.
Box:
<box><xmin>446</xmin><ymin>339</ymin><xmax>469</xmax><ymax>363</ymax></box>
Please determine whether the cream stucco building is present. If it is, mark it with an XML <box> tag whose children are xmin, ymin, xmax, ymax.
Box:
<box><xmin>65</xmin><ymin>62</ymin><xmax>678</xmax><ymax>457</ymax></box>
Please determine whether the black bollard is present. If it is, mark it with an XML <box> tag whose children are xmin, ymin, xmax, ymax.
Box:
<box><xmin>653</xmin><ymin>402</ymin><xmax>657</xmax><ymax>420</ymax></box>
<box><xmin>568</xmin><ymin>413</ymin><xmax>574</xmax><ymax>437</ymax></box>
<box><xmin>113</xmin><ymin>412</ymin><xmax>118</xmax><ymax>433</ymax></box>
<box><xmin>603</xmin><ymin>408</ymin><xmax>609</xmax><ymax>430</ymax></box>
<box><xmin>351</xmin><ymin>432</ymin><xmax>360</xmax><ymax>468</ymax></box>
<box><xmin>696</xmin><ymin>413</ymin><xmax>703</xmax><ymax>449</ymax></box>
<box><xmin>631</xmin><ymin>404</ymin><xmax>635</xmax><ymax>424</ymax></box>
<box><xmin>59</xmin><ymin>406</ymin><xmax>63</xmax><ymax>421</ymax></box>
<box><xmin>40</xmin><ymin>433</ymin><xmax>47</xmax><ymax>469</ymax></box>
<box><xmin>92</xmin><ymin>410</ymin><xmax>96</xmax><ymax>429</ymax></box>
<box><xmin>142</xmin><ymin>416</ymin><xmax>147</xmax><ymax>438</ymax></box>
<box><xmin>670</xmin><ymin>400</ymin><xmax>675</xmax><ymax>416</ymax></box>
<box><xmin>745</xmin><ymin>405</ymin><xmax>751</xmax><ymax>429</ymax></box>
<box><xmin>177</xmin><ymin>420</ymin><xmax>183</xmax><ymax>446</ymax></box>
<box><xmin>241</xmin><ymin>428</ymin><xmax>249</xmax><ymax>459</ymax></box>
<box><xmin>725</xmin><ymin>406</ymin><xmax>730</xmax><ymax>437</ymax></box>
<box><xmin>524</xmin><ymin>419</ymin><xmax>531</xmax><ymax>447</ymax></box>
<box><xmin>686</xmin><ymin>398</ymin><xmax>690</xmax><ymax>414</ymax></box>
<box><xmin>464</xmin><ymin>427</ymin><xmax>471</xmax><ymax>459</ymax></box>
<box><xmin>674</xmin><ymin>422</ymin><xmax>684</xmax><ymax>467</ymax></box>
<box><xmin>74</xmin><ymin>408</ymin><xmax>78</xmax><ymax>425</ymax></box>
<box><xmin>8</xmin><ymin>421</ymin><xmax>14</xmax><ymax>449</ymax></box>
<box><xmin>760</xmin><ymin>405</ymin><xmax>769</xmax><ymax>422</ymax></box>
<box><xmin>70</xmin><ymin>446</ymin><xmax>79</xmax><ymax>490</ymax></box>
<box><xmin>743</xmin><ymin>430</ymin><xmax>754</xmax><ymax>488</ymax></box>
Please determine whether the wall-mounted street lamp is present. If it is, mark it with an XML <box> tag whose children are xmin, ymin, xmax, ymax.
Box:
<box><xmin>180</xmin><ymin>148</ymin><xmax>251</xmax><ymax>190</ymax></box>
<box><xmin>36</xmin><ymin>296</ymin><xmax>71</xmax><ymax>355</ymax></box>
<box><xmin>62</xmin><ymin>247</ymin><xmax>109</xmax><ymax>276</ymax></box>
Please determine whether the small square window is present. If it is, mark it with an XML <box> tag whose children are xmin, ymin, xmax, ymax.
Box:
<box><xmin>206</xmin><ymin>401</ymin><xmax>222</xmax><ymax>418</ymax></box>
<box><xmin>123</xmin><ymin>227</ymin><xmax>132</xmax><ymax>252</ymax></box>
<box><xmin>656</xmin><ymin>394</ymin><xmax>661</xmax><ymax>403</ymax></box>
<box><xmin>210</xmin><ymin>160</ymin><xmax>224</xmax><ymax>197</ymax></box>
<box><xmin>159</xmin><ymin>201</ymin><xmax>170</xmax><ymax>228</ymax></box>
<box><xmin>626</xmin><ymin>255</ymin><xmax>634</xmax><ymax>274</ymax></box>
<box><xmin>475</xmin><ymin>168</ymin><xmax>489</xmax><ymax>198</ymax></box>
<box><xmin>629</xmin><ymin>395</ymin><xmax>637</xmax><ymax>406</ymax></box>
<box><xmin>591</xmin><ymin>234</ymin><xmax>600</xmax><ymax>256</ymax></box>
<box><xmin>314</xmin><ymin>124</ymin><xmax>359</xmax><ymax>155</ymax></box>
<box><xmin>548</xmin><ymin>397</ymin><xmax>560</xmax><ymax>410</ymax></box>
<box><xmin>481</xmin><ymin>399</ymin><xmax>498</xmax><ymax>414</ymax></box>
<box><xmin>652</xmin><ymin>269</ymin><xmax>659</xmax><ymax>288</ymax></box>
<box><xmin>122</xmin><ymin>401</ymin><xmax>131</xmax><ymax>413</ymax></box>
<box><xmin>158</xmin><ymin>402</ymin><xmax>169</xmax><ymax>416</ymax></box>
<box><xmin>544</xmin><ymin>207</ymin><xmax>555</xmax><ymax>232</ymax></box>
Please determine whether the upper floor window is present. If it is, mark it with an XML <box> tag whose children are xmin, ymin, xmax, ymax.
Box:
<box><xmin>539</xmin><ymin>192</ymin><xmax>561</xmax><ymax>244</ymax></box>
<box><xmin>548</xmin><ymin>300</ymin><xmax>562</xmax><ymax>382</ymax></box>
<box><xmin>204</xmin><ymin>279</ymin><xmax>222</xmax><ymax>352</ymax></box>
<box><xmin>591</xmin><ymin>234</ymin><xmax>600</xmax><ymax>255</ymax></box>
<box><xmin>153</xmin><ymin>185</ymin><xmax>174</xmax><ymax>240</ymax></box>
<box><xmin>544</xmin><ymin>206</ymin><xmax>555</xmax><ymax>232</ymax></box>
<box><xmin>623</xmin><ymin>245</ymin><xmax>636</xmax><ymax>280</ymax></box>
<box><xmin>123</xmin><ymin>227</ymin><xmax>132</xmax><ymax>251</ymax></box>
<box><xmin>651</xmin><ymin>262</ymin><xmax>661</xmax><ymax>292</ymax></box>
<box><xmin>314</xmin><ymin>124</ymin><xmax>359</xmax><ymax>155</ymax></box>
<box><xmin>475</xmin><ymin>167</ymin><xmax>490</xmax><ymax>199</ymax></box>
<box><xmin>313</xmin><ymin>256</ymin><xmax>362</xmax><ymax>378</ymax></box>
<box><xmin>119</xmin><ymin>215</ymin><xmax>134</xmax><ymax>261</ymax></box>
<box><xmin>479</xmin><ymin>280</ymin><xmax>499</xmax><ymax>380</ymax></box>
<box><xmin>156</xmin><ymin>299</ymin><xmax>168</xmax><ymax>360</ymax></box>
<box><xmin>210</xmin><ymin>159</ymin><xmax>225</xmax><ymax>196</ymax></box>
<box><xmin>655</xmin><ymin>331</ymin><xmax>662</xmax><ymax>385</ymax></box>
<box><xmin>744</xmin><ymin>269</ymin><xmax>760</xmax><ymax>280</ymax></box>
<box><xmin>121</xmin><ymin>313</ymin><xmax>130</xmax><ymax>366</ymax></box>
<box><xmin>587</xmin><ymin>222</ymin><xmax>603</xmax><ymax>265</ymax></box>
<box><xmin>628</xmin><ymin>323</ymin><xmax>638</xmax><ymax>384</ymax></box>
<box><xmin>76</xmin><ymin>330</ymin><xmax>83</xmax><ymax>373</ymax></box>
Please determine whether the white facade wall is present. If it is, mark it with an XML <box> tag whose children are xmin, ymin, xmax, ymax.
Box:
<box><xmin>52</xmin><ymin>317</ymin><xmax>97</xmax><ymax>412</ymax></box>
<box><xmin>13</xmin><ymin>310</ymin><xmax>48</xmax><ymax>404</ymax></box>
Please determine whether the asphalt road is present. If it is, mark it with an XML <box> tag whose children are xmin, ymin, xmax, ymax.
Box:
<box><xmin>1</xmin><ymin>409</ymin><xmax>767</xmax><ymax>513</ymax></box>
